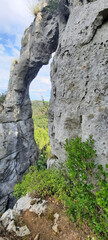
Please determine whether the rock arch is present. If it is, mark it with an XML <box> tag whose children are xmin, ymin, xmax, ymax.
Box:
<box><xmin>0</xmin><ymin>4</ymin><xmax>59</xmax><ymax>212</ymax></box>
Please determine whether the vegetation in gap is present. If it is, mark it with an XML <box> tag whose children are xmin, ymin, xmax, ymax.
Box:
<box><xmin>32</xmin><ymin>100</ymin><xmax>51</xmax><ymax>169</ymax></box>
<box><xmin>0</xmin><ymin>92</ymin><xmax>6</xmax><ymax>105</ymax></box>
<box><xmin>47</xmin><ymin>0</ymin><xmax>59</xmax><ymax>13</ymax></box>
<box><xmin>14</xmin><ymin>136</ymin><xmax>108</xmax><ymax>239</ymax></box>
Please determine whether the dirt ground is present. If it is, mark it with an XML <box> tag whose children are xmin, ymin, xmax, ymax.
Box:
<box><xmin>0</xmin><ymin>197</ymin><xmax>96</xmax><ymax>240</ymax></box>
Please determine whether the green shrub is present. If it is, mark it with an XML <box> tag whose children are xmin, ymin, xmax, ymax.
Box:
<box><xmin>13</xmin><ymin>166</ymin><xmax>65</xmax><ymax>199</ymax></box>
<box><xmin>0</xmin><ymin>92</ymin><xmax>6</xmax><ymax>105</ymax></box>
<box><xmin>36</xmin><ymin>144</ymin><xmax>51</xmax><ymax>170</ymax></box>
<box><xmin>32</xmin><ymin>100</ymin><xmax>51</xmax><ymax>170</ymax></box>
<box><xmin>64</xmin><ymin>136</ymin><xmax>108</xmax><ymax>239</ymax></box>
<box><xmin>47</xmin><ymin>0</ymin><xmax>59</xmax><ymax>13</ymax></box>
<box><xmin>13</xmin><ymin>136</ymin><xmax>108</xmax><ymax>239</ymax></box>
<box><xmin>22</xmin><ymin>38</ymin><xmax>27</xmax><ymax>46</ymax></box>
<box><xmin>34</xmin><ymin>126</ymin><xmax>51</xmax><ymax>170</ymax></box>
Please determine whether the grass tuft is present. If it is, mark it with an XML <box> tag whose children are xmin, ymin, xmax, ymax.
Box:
<box><xmin>28</xmin><ymin>0</ymin><xmax>40</xmax><ymax>17</ymax></box>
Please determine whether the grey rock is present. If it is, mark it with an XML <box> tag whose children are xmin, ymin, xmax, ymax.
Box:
<box><xmin>0</xmin><ymin>0</ymin><xmax>59</xmax><ymax>212</ymax></box>
<box><xmin>0</xmin><ymin>194</ymin><xmax>47</xmax><ymax>237</ymax></box>
<box><xmin>47</xmin><ymin>158</ymin><xmax>59</xmax><ymax>169</ymax></box>
<box><xmin>0</xmin><ymin>208</ymin><xmax>30</xmax><ymax>237</ymax></box>
<box><xmin>13</xmin><ymin>194</ymin><xmax>47</xmax><ymax>216</ymax></box>
<box><xmin>49</xmin><ymin>0</ymin><xmax>108</xmax><ymax>167</ymax></box>
<box><xmin>7</xmin><ymin>221</ymin><xmax>30</xmax><ymax>237</ymax></box>
<box><xmin>0</xmin><ymin>0</ymin><xmax>108</xmax><ymax>212</ymax></box>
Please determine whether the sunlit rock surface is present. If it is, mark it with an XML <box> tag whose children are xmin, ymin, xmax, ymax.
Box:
<box><xmin>49</xmin><ymin>0</ymin><xmax>108</xmax><ymax>166</ymax></box>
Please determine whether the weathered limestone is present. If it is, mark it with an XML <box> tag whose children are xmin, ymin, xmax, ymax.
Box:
<box><xmin>49</xmin><ymin>0</ymin><xmax>108</xmax><ymax>166</ymax></box>
<box><xmin>0</xmin><ymin>194</ymin><xmax>47</xmax><ymax>237</ymax></box>
<box><xmin>0</xmin><ymin>0</ymin><xmax>59</xmax><ymax>212</ymax></box>
<box><xmin>0</xmin><ymin>0</ymin><xmax>108</xmax><ymax>212</ymax></box>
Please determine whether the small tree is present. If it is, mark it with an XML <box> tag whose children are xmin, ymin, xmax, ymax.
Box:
<box><xmin>48</xmin><ymin>0</ymin><xmax>59</xmax><ymax>13</ymax></box>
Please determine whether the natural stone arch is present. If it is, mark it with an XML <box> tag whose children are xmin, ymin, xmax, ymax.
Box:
<box><xmin>0</xmin><ymin>4</ymin><xmax>59</xmax><ymax>212</ymax></box>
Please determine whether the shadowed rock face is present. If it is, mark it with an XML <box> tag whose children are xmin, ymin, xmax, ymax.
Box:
<box><xmin>49</xmin><ymin>0</ymin><xmax>108</xmax><ymax>166</ymax></box>
<box><xmin>0</xmin><ymin>1</ymin><xmax>59</xmax><ymax>212</ymax></box>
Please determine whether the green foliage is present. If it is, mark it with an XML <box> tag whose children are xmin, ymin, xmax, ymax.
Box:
<box><xmin>13</xmin><ymin>166</ymin><xmax>65</xmax><ymax>199</ymax></box>
<box><xmin>14</xmin><ymin>136</ymin><xmax>108</xmax><ymax>239</ymax></box>
<box><xmin>34</xmin><ymin>127</ymin><xmax>51</xmax><ymax>170</ymax></box>
<box><xmin>0</xmin><ymin>92</ymin><xmax>6</xmax><ymax>105</ymax></box>
<box><xmin>95</xmin><ymin>164</ymin><xmax>108</xmax><ymax>213</ymax></box>
<box><xmin>32</xmin><ymin>100</ymin><xmax>51</xmax><ymax>169</ymax></box>
<box><xmin>22</xmin><ymin>38</ymin><xmax>27</xmax><ymax>46</ymax></box>
<box><xmin>36</xmin><ymin>144</ymin><xmax>51</xmax><ymax>170</ymax></box>
<box><xmin>47</xmin><ymin>0</ymin><xmax>59</xmax><ymax>13</ymax></box>
<box><xmin>64</xmin><ymin>136</ymin><xmax>108</xmax><ymax>239</ymax></box>
<box><xmin>32</xmin><ymin>100</ymin><xmax>49</xmax><ymax>129</ymax></box>
<box><xmin>34</xmin><ymin>127</ymin><xmax>49</xmax><ymax>150</ymax></box>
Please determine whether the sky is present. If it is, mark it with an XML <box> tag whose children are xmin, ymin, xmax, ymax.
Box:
<box><xmin>0</xmin><ymin>0</ymin><xmax>51</xmax><ymax>101</ymax></box>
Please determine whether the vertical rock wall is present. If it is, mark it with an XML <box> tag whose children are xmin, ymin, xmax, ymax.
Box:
<box><xmin>49</xmin><ymin>0</ymin><xmax>108</xmax><ymax>166</ymax></box>
<box><xmin>0</xmin><ymin>2</ymin><xmax>59</xmax><ymax>212</ymax></box>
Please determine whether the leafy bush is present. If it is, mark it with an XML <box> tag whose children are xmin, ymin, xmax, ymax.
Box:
<box><xmin>64</xmin><ymin>136</ymin><xmax>108</xmax><ymax>239</ymax></box>
<box><xmin>14</xmin><ymin>136</ymin><xmax>108</xmax><ymax>239</ymax></box>
<box><xmin>0</xmin><ymin>92</ymin><xmax>6</xmax><ymax>105</ymax></box>
<box><xmin>34</xmin><ymin>127</ymin><xmax>49</xmax><ymax>150</ymax></box>
<box><xmin>22</xmin><ymin>38</ymin><xmax>27</xmax><ymax>46</ymax></box>
<box><xmin>36</xmin><ymin>144</ymin><xmax>51</xmax><ymax>170</ymax></box>
<box><xmin>32</xmin><ymin>100</ymin><xmax>51</xmax><ymax>169</ymax></box>
<box><xmin>32</xmin><ymin>100</ymin><xmax>49</xmax><ymax>129</ymax></box>
<box><xmin>13</xmin><ymin>167</ymin><xmax>65</xmax><ymax>199</ymax></box>
<box><xmin>47</xmin><ymin>0</ymin><xmax>59</xmax><ymax>13</ymax></box>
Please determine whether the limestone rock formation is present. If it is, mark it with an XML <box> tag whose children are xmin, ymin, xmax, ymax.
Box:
<box><xmin>0</xmin><ymin>0</ymin><xmax>59</xmax><ymax>212</ymax></box>
<box><xmin>49</xmin><ymin>0</ymin><xmax>108</xmax><ymax>166</ymax></box>
<box><xmin>0</xmin><ymin>194</ymin><xmax>47</xmax><ymax>237</ymax></box>
<box><xmin>0</xmin><ymin>0</ymin><xmax>108</xmax><ymax>212</ymax></box>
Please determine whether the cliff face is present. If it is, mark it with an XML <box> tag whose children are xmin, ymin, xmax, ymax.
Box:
<box><xmin>0</xmin><ymin>0</ymin><xmax>59</xmax><ymax>212</ymax></box>
<box><xmin>0</xmin><ymin>0</ymin><xmax>108</xmax><ymax>212</ymax></box>
<box><xmin>49</xmin><ymin>0</ymin><xmax>108</xmax><ymax>166</ymax></box>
